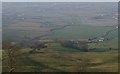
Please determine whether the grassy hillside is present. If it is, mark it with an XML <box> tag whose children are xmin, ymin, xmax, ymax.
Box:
<box><xmin>2</xmin><ymin>43</ymin><xmax>118</xmax><ymax>72</ymax></box>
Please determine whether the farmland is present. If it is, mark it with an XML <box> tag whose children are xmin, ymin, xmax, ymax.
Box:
<box><xmin>2</xmin><ymin>2</ymin><xmax>118</xmax><ymax>72</ymax></box>
<box><xmin>50</xmin><ymin>25</ymin><xmax>115</xmax><ymax>40</ymax></box>
<box><xmin>2</xmin><ymin>2</ymin><xmax>118</xmax><ymax>41</ymax></box>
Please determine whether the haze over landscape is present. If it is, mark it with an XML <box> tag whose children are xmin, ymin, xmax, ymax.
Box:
<box><xmin>2</xmin><ymin>0</ymin><xmax>119</xmax><ymax>2</ymax></box>
<box><xmin>2</xmin><ymin>2</ymin><xmax>118</xmax><ymax>72</ymax></box>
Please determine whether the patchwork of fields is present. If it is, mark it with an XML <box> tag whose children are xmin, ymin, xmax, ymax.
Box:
<box><xmin>3</xmin><ymin>3</ymin><xmax>118</xmax><ymax>41</ymax></box>
<box><xmin>2</xmin><ymin>2</ymin><xmax>118</xmax><ymax>72</ymax></box>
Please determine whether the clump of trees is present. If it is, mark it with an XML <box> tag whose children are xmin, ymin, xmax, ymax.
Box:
<box><xmin>29</xmin><ymin>41</ymin><xmax>47</xmax><ymax>54</ymax></box>
<box><xmin>60</xmin><ymin>40</ymin><xmax>89</xmax><ymax>52</ymax></box>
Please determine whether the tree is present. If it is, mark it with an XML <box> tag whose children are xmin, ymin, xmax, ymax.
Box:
<box><xmin>30</xmin><ymin>41</ymin><xmax>47</xmax><ymax>53</ymax></box>
<box><xmin>3</xmin><ymin>40</ymin><xmax>21</xmax><ymax>73</ymax></box>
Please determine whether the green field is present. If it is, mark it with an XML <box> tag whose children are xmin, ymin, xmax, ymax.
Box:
<box><xmin>89</xmin><ymin>29</ymin><xmax>118</xmax><ymax>50</ymax></box>
<box><xmin>2</xmin><ymin>43</ymin><xmax>118</xmax><ymax>72</ymax></box>
<box><xmin>89</xmin><ymin>38</ymin><xmax>118</xmax><ymax>50</ymax></box>
<box><xmin>50</xmin><ymin>25</ymin><xmax>115</xmax><ymax>40</ymax></box>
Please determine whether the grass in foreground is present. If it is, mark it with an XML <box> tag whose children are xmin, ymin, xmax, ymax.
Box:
<box><xmin>2</xmin><ymin>42</ymin><xmax>118</xmax><ymax>72</ymax></box>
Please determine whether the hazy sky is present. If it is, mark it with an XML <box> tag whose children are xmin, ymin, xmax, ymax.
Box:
<box><xmin>1</xmin><ymin>0</ymin><xmax>120</xmax><ymax>2</ymax></box>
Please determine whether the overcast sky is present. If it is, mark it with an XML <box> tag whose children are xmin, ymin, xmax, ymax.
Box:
<box><xmin>1</xmin><ymin>0</ymin><xmax>120</xmax><ymax>2</ymax></box>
